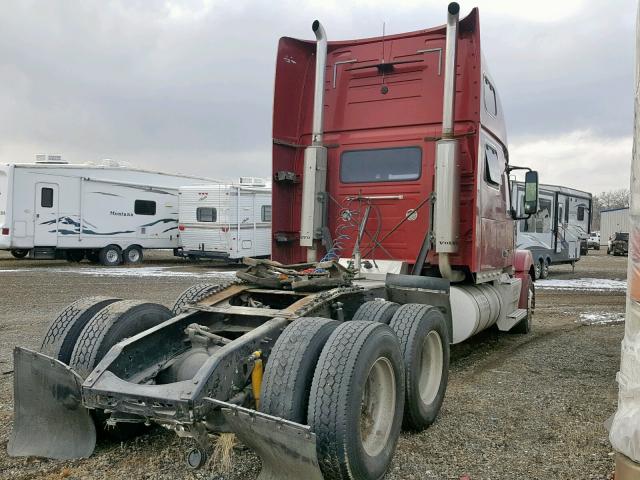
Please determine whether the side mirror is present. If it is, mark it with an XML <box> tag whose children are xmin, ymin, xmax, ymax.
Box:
<box><xmin>523</xmin><ymin>170</ymin><xmax>539</xmax><ymax>215</ymax></box>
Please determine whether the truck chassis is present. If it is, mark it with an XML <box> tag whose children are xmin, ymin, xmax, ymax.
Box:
<box><xmin>9</xmin><ymin>260</ymin><xmax>467</xmax><ymax>479</ymax></box>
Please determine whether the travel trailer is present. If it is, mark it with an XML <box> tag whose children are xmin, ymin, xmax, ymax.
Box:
<box><xmin>176</xmin><ymin>178</ymin><xmax>271</xmax><ymax>262</ymax></box>
<box><xmin>512</xmin><ymin>183</ymin><xmax>592</xmax><ymax>278</ymax></box>
<box><xmin>0</xmin><ymin>161</ymin><xmax>218</xmax><ymax>265</ymax></box>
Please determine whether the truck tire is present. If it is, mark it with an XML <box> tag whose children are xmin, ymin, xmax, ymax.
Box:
<box><xmin>99</xmin><ymin>245</ymin><xmax>122</xmax><ymax>266</ymax></box>
<box><xmin>308</xmin><ymin>321</ymin><xmax>404</xmax><ymax>480</ymax></box>
<box><xmin>123</xmin><ymin>245</ymin><xmax>143</xmax><ymax>264</ymax></box>
<box><xmin>261</xmin><ymin>317</ymin><xmax>339</xmax><ymax>423</ymax></box>
<box><xmin>352</xmin><ymin>300</ymin><xmax>399</xmax><ymax>324</ymax></box>
<box><xmin>172</xmin><ymin>282</ymin><xmax>234</xmax><ymax>315</ymax></box>
<box><xmin>511</xmin><ymin>277</ymin><xmax>535</xmax><ymax>334</ymax></box>
<box><xmin>541</xmin><ymin>259</ymin><xmax>550</xmax><ymax>279</ymax></box>
<box><xmin>40</xmin><ymin>296</ymin><xmax>121</xmax><ymax>364</ymax></box>
<box><xmin>69</xmin><ymin>300</ymin><xmax>173</xmax><ymax>378</ymax></box>
<box><xmin>389</xmin><ymin>304</ymin><xmax>449</xmax><ymax>431</ymax></box>
<box><xmin>10</xmin><ymin>249</ymin><xmax>29</xmax><ymax>259</ymax></box>
<box><xmin>69</xmin><ymin>300</ymin><xmax>172</xmax><ymax>440</ymax></box>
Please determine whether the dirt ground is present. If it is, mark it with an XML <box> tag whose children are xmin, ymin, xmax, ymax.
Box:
<box><xmin>0</xmin><ymin>249</ymin><xmax>629</xmax><ymax>479</ymax></box>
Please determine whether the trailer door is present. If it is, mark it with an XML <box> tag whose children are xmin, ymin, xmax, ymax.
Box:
<box><xmin>34</xmin><ymin>183</ymin><xmax>59</xmax><ymax>246</ymax></box>
<box><xmin>556</xmin><ymin>200</ymin><xmax>564</xmax><ymax>254</ymax></box>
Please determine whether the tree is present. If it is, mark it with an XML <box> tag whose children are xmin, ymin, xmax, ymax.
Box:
<box><xmin>592</xmin><ymin>188</ymin><xmax>630</xmax><ymax>230</ymax></box>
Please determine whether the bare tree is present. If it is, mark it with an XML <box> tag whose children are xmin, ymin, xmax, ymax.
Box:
<box><xmin>592</xmin><ymin>188</ymin><xmax>630</xmax><ymax>230</ymax></box>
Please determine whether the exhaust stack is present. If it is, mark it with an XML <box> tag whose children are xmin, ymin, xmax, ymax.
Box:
<box><xmin>434</xmin><ymin>2</ymin><xmax>465</xmax><ymax>282</ymax></box>
<box><xmin>300</xmin><ymin>20</ymin><xmax>328</xmax><ymax>262</ymax></box>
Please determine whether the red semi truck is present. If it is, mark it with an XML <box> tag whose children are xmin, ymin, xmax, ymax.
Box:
<box><xmin>9</xmin><ymin>4</ymin><xmax>539</xmax><ymax>479</ymax></box>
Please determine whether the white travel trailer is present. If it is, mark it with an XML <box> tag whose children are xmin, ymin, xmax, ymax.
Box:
<box><xmin>0</xmin><ymin>161</ymin><xmax>219</xmax><ymax>265</ymax></box>
<box><xmin>512</xmin><ymin>182</ymin><xmax>592</xmax><ymax>278</ymax></box>
<box><xmin>176</xmin><ymin>178</ymin><xmax>271</xmax><ymax>262</ymax></box>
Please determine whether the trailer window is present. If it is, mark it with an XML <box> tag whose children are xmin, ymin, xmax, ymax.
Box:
<box><xmin>483</xmin><ymin>76</ymin><xmax>498</xmax><ymax>117</ymax></box>
<box><xmin>134</xmin><ymin>200</ymin><xmax>156</xmax><ymax>216</ymax></box>
<box><xmin>41</xmin><ymin>188</ymin><xmax>54</xmax><ymax>208</ymax></box>
<box><xmin>340</xmin><ymin>147</ymin><xmax>421</xmax><ymax>183</ymax></box>
<box><xmin>196</xmin><ymin>207</ymin><xmax>217</xmax><ymax>222</ymax></box>
<box><xmin>261</xmin><ymin>205</ymin><xmax>272</xmax><ymax>222</ymax></box>
<box><xmin>577</xmin><ymin>205</ymin><xmax>585</xmax><ymax>221</ymax></box>
<box><xmin>484</xmin><ymin>144</ymin><xmax>502</xmax><ymax>186</ymax></box>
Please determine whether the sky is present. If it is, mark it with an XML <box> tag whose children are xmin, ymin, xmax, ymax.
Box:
<box><xmin>0</xmin><ymin>0</ymin><xmax>635</xmax><ymax>194</ymax></box>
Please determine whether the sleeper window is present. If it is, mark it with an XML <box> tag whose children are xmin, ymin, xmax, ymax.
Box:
<box><xmin>484</xmin><ymin>144</ymin><xmax>502</xmax><ymax>186</ymax></box>
<box><xmin>483</xmin><ymin>76</ymin><xmax>498</xmax><ymax>116</ymax></box>
<box><xmin>577</xmin><ymin>205</ymin><xmax>585</xmax><ymax>222</ymax></box>
<box><xmin>41</xmin><ymin>188</ymin><xmax>54</xmax><ymax>208</ymax></box>
<box><xmin>197</xmin><ymin>207</ymin><xmax>217</xmax><ymax>222</ymax></box>
<box><xmin>261</xmin><ymin>205</ymin><xmax>272</xmax><ymax>222</ymax></box>
<box><xmin>134</xmin><ymin>200</ymin><xmax>156</xmax><ymax>216</ymax></box>
<box><xmin>340</xmin><ymin>147</ymin><xmax>421</xmax><ymax>183</ymax></box>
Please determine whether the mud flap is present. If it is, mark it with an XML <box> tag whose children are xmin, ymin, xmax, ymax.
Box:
<box><xmin>8</xmin><ymin>347</ymin><xmax>96</xmax><ymax>459</ymax></box>
<box><xmin>205</xmin><ymin>398</ymin><xmax>323</xmax><ymax>480</ymax></box>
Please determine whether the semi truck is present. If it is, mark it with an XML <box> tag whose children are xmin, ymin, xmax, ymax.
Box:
<box><xmin>8</xmin><ymin>4</ymin><xmax>539</xmax><ymax>479</ymax></box>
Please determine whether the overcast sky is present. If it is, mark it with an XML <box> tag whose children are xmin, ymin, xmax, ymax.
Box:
<box><xmin>0</xmin><ymin>0</ymin><xmax>634</xmax><ymax>194</ymax></box>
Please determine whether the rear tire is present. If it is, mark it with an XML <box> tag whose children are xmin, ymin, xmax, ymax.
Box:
<box><xmin>172</xmin><ymin>282</ymin><xmax>234</xmax><ymax>315</ymax></box>
<box><xmin>389</xmin><ymin>304</ymin><xmax>449</xmax><ymax>430</ymax></box>
<box><xmin>123</xmin><ymin>245</ymin><xmax>143</xmax><ymax>264</ymax></box>
<box><xmin>69</xmin><ymin>300</ymin><xmax>173</xmax><ymax>378</ymax></box>
<box><xmin>261</xmin><ymin>317</ymin><xmax>339</xmax><ymax>423</ymax></box>
<box><xmin>308</xmin><ymin>321</ymin><xmax>404</xmax><ymax>480</ymax></box>
<box><xmin>40</xmin><ymin>296</ymin><xmax>120</xmax><ymax>364</ymax></box>
<box><xmin>10</xmin><ymin>249</ymin><xmax>29</xmax><ymax>259</ymax></box>
<box><xmin>69</xmin><ymin>300</ymin><xmax>173</xmax><ymax>441</ymax></box>
<box><xmin>352</xmin><ymin>300</ymin><xmax>399</xmax><ymax>324</ymax></box>
<box><xmin>99</xmin><ymin>245</ymin><xmax>122</xmax><ymax>266</ymax></box>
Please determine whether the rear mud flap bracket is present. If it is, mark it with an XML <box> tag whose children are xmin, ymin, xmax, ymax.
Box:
<box><xmin>205</xmin><ymin>398</ymin><xmax>323</xmax><ymax>480</ymax></box>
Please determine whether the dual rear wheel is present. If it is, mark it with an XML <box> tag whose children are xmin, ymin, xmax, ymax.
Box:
<box><xmin>261</xmin><ymin>302</ymin><xmax>449</xmax><ymax>480</ymax></box>
<box><xmin>40</xmin><ymin>296</ymin><xmax>172</xmax><ymax>438</ymax></box>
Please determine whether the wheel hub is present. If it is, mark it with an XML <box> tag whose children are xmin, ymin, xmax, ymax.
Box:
<box><xmin>418</xmin><ymin>331</ymin><xmax>443</xmax><ymax>405</ymax></box>
<box><xmin>359</xmin><ymin>356</ymin><xmax>396</xmax><ymax>457</ymax></box>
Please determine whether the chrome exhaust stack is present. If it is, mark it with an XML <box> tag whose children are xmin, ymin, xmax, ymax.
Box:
<box><xmin>300</xmin><ymin>20</ymin><xmax>328</xmax><ymax>262</ymax></box>
<box><xmin>435</xmin><ymin>2</ymin><xmax>465</xmax><ymax>282</ymax></box>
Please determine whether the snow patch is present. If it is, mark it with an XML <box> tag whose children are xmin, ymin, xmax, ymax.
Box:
<box><xmin>0</xmin><ymin>266</ymin><xmax>239</xmax><ymax>279</ymax></box>
<box><xmin>536</xmin><ymin>278</ymin><xmax>627</xmax><ymax>292</ymax></box>
<box><xmin>578</xmin><ymin>312</ymin><xmax>625</xmax><ymax>325</ymax></box>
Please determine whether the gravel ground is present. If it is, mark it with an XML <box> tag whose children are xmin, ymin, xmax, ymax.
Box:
<box><xmin>0</xmin><ymin>249</ymin><xmax>628</xmax><ymax>479</ymax></box>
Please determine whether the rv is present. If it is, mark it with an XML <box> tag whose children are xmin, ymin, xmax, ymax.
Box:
<box><xmin>512</xmin><ymin>183</ymin><xmax>592</xmax><ymax>278</ymax></box>
<box><xmin>176</xmin><ymin>178</ymin><xmax>271</xmax><ymax>262</ymax></box>
<box><xmin>0</xmin><ymin>161</ymin><xmax>219</xmax><ymax>265</ymax></box>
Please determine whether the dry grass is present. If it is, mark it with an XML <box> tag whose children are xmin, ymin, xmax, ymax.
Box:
<box><xmin>208</xmin><ymin>433</ymin><xmax>237</xmax><ymax>473</ymax></box>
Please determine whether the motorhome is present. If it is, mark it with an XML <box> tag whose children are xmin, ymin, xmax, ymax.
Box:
<box><xmin>176</xmin><ymin>178</ymin><xmax>271</xmax><ymax>262</ymax></box>
<box><xmin>0</xmin><ymin>160</ymin><xmax>219</xmax><ymax>265</ymax></box>
<box><xmin>512</xmin><ymin>182</ymin><xmax>592</xmax><ymax>278</ymax></box>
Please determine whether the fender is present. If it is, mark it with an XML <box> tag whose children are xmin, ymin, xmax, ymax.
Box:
<box><xmin>513</xmin><ymin>249</ymin><xmax>534</xmax><ymax>309</ymax></box>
